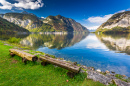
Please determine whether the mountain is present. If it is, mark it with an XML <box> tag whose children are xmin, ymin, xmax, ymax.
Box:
<box><xmin>1</xmin><ymin>12</ymin><xmax>43</xmax><ymax>30</ymax></box>
<box><xmin>42</xmin><ymin>15</ymin><xmax>89</xmax><ymax>32</ymax></box>
<box><xmin>0</xmin><ymin>17</ymin><xmax>29</xmax><ymax>34</ymax></box>
<box><xmin>97</xmin><ymin>11</ymin><xmax>130</xmax><ymax>33</ymax></box>
<box><xmin>0</xmin><ymin>12</ymin><xmax>89</xmax><ymax>32</ymax></box>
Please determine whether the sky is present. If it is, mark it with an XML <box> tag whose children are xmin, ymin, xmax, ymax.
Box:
<box><xmin>0</xmin><ymin>0</ymin><xmax>130</xmax><ymax>30</ymax></box>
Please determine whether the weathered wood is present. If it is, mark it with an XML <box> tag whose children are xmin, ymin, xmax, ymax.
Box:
<box><xmin>67</xmin><ymin>71</ymin><xmax>76</xmax><ymax>78</ymax></box>
<box><xmin>41</xmin><ymin>61</ymin><xmax>50</xmax><ymax>66</ymax></box>
<box><xmin>10</xmin><ymin>52</ymin><xmax>15</xmax><ymax>57</ymax></box>
<box><xmin>22</xmin><ymin>57</ymin><xmax>28</xmax><ymax>64</ymax></box>
<box><xmin>39</xmin><ymin>56</ymin><xmax>81</xmax><ymax>73</ymax></box>
<box><xmin>9</xmin><ymin>49</ymin><xmax>38</xmax><ymax>62</ymax></box>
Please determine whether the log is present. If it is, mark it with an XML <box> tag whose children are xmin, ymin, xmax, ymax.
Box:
<box><xmin>22</xmin><ymin>57</ymin><xmax>28</xmax><ymax>64</ymax></box>
<box><xmin>9</xmin><ymin>49</ymin><xmax>38</xmax><ymax>62</ymax></box>
<box><xmin>10</xmin><ymin>52</ymin><xmax>15</xmax><ymax>57</ymax></box>
<box><xmin>39</xmin><ymin>56</ymin><xmax>81</xmax><ymax>73</ymax></box>
<box><xmin>67</xmin><ymin>71</ymin><xmax>76</xmax><ymax>78</ymax></box>
<box><xmin>41</xmin><ymin>61</ymin><xmax>50</xmax><ymax>66</ymax></box>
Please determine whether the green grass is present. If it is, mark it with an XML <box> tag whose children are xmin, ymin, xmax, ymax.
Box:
<box><xmin>0</xmin><ymin>41</ymin><xmax>106</xmax><ymax>86</ymax></box>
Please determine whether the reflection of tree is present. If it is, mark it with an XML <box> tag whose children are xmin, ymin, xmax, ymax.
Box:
<box><xmin>0</xmin><ymin>34</ymin><xmax>29</xmax><ymax>40</ymax></box>
<box><xmin>96</xmin><ymin>33</ymin><xmax>130</xmax><ymax>55</ymax></box>
<box><xmin>20</xmin><ymin>33</ymin><xmax>88</xmax><ymax>50</ymax></box>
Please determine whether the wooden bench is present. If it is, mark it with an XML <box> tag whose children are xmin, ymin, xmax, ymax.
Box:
<box><xmin>39</xmin><ymin>56</ymin><xmax>81</xmax><ymax>78</ymax></box>
<box><xmin>9</xmin><ymin>49</ymin><xmax>81</xmax><ymax>78</ymax></box>
<box><xmin>9</xmin><ymin>49</ymin><xmax>38</xmax><ymax>63</ymax></box>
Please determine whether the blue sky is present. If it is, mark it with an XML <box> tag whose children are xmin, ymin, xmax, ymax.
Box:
<box><xmin>0</xmin><ymin>0</ymin><xmax>130</xmax><ymax>30</ymax></box>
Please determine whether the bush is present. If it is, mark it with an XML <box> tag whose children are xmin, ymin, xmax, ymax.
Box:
<box><xmin>8</xmin><ymin>37</ymin><xmax>21</xmax><ymax>43</ymax></box>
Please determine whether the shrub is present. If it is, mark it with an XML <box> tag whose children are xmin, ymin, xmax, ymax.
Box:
<box><xmin>8</xmin><ymin>37</ymin><xmax>21</xmax><ymax>43</ymax></box>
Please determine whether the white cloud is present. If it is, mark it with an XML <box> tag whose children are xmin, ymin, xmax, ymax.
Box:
<box><xmin>0</xmin><ymin>0</ymin><xmax>13</xmax><ymax>10</ymax></box>
<box><xmin>87</xmin><ymin>14</ymin><xmax>113</xmax><ymax>24</ymax></box>
<box><xmin>0</xmin><ymin>0</ymin><xmax>44</xmax><ymax>10</ymax></box>
<box><xmin>86</xmin><ymin>35</ymin><xmax>108</xmax><ymax>50</ymax></box>
<box><xmin>86</xmin><ymin>9</ymin><xmax>129</xmax><ymax>30</ymax></box>
<box><xmin>116</xmin><ymin>10</ymin><xmax>125</xmax><ymax>13</ymax></box>
<box><xmin>127</xmin><ymin>8</ymin><xmax>130</xmax><ymax>11</ymax></box>
<box><xmin>86</xmin><ymin>25</ymin><xmax>99</xmax><ymax>30</ymax></box>
<box><xmin>41</xmin><ymin>17</ymin><xmax>45</xmax><ymax>19</ymax></box>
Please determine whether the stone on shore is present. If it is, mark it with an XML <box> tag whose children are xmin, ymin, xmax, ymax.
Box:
<box><xmin>105</xmin><ymin>74</ymin><xmax>117</xmax><ymax>79</ymax></box>
<box><xmin>86</xmin><ymin>70</ymin><xmax>112</xmax><ymax>85</ymax></box>
<box><xmin>106</xmin><ymin>70</ymin><xmax>110</xmax><ymax>74</ymax></box>
<box><xmin>96</xmin><ymin>69</ymin><xmax>101</xmax><ymax>72</ymax></box>
<box><xmin>113</xmin><ymin>79</ymin><xmax>130</xmax><ymax>86</ymax></box>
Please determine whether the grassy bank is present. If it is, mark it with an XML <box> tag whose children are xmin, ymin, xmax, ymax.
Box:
<box><xmin>0</xmin><ymin>41</ymin><xmax>106</xmax><ymax>86</ymax></box>
<box><xmin>96</xmin><ymin>26</ymin><xmax>130</xmax><ymax>34</ymax></box>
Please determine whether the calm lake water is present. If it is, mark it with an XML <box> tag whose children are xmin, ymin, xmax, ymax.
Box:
<box><xmin>1</xmin><ymin>33</ymin><xmax>130</xmax><ymax>77</ymax></box>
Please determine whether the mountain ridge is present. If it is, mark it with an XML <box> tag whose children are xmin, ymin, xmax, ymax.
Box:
<box><xmin>0</xmin><ymin>11</ymin><xmax>89</xmax><ymax>32</ymax></box>
<box><xmin>97</xmin><ymin>11</ymin><xmax>130</xmax><ymax>33</ymax></box>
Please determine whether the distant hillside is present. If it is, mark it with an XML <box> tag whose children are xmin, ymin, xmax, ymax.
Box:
<box><xmin>0</xmin><ymin>17</ymin><xmax>29</xmax><ymax>34</ymax></box>
<box><xmin>0</xmin><ymin>12</ymin><xmax>89</xmax><ymax>32</ymax></box>
<box><xmin>97</xmin><ymin>11</ymin><xmax>130</xmax><ymax>33</ymax></box>
<box><xmin>42</xmin><ymin>15</ymin><xmax>89</xmax><ymax>32</ymax></box>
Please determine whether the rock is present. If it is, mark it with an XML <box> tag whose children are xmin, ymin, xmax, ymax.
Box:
<box><xmin>80</xmin><ymin>69</ymin><xmax>85</xmax><ymax>73</ymax></box>
<box><xmin>105</xmin><ymin>74</ymin><xmax>117</xmax><ymax>79</ymax></box>
<box><xmin>96</xmin><ymin>69</ymin><xmax>101</xmax><ymax>72</ymax></box>
<box><xmin>87</xmin><ymin>67</ymin><xmax>95</xmax><ymax>71</ymax></box>
<box><xmin>123</xmin><ymin>75</ymin><xmax>127</xmax><ymax>77</ymax></box>
<box><xmin>111</xmin><ymin>71</ymin><xmax>115</xmax><ymax>74</ymax></box>
<box><xmin>86</xmin><ymin>70</ymin><xmax>112</xmax><ymax>85</ymax></box>
<box><xmin>80</xmin><ymin>65</ymin><xmax>88</xmax><ymax>69</ymax></box>
<box><xmin>114</xmin><ymin>79</ymin><xmax>130</xmax><ymax>86</ymax></box>
<box><xmin>72</xmin><ymin>62</ymin><xmax>77</xmax><ymax>65</ymax></box>
<box><xmin>106</xmin><ymin>70</ymin><xmax>110</xmax><ymax>74</ymax></box>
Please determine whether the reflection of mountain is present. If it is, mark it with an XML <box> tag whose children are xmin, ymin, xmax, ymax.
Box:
<box><xmin>20</xmin><ymin>33</ymin><xmax>88</xmax><ymax>49</ymax></box>
<box><xmin>96</xmin><ymin>33</ymin><xmax>130</xmax><ymax>55</ymax></box>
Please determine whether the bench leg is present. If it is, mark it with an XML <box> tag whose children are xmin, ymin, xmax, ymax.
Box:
<box><xmin>67</xmin><ymin>71</ymin><xmax>76</xmax><ymax>78</ymax></box>
<box><xmin>41</xmin><ymin>61</ymin><xmax>49</xmax><ymax>66</ymax></box>
<box><xmin>32</xmin><ymin>56</ymin><xmax>38</xmax><ymax>62</ymax></box>
<box><xmin>22</xmin><ymin>57</ymin><xmax>28</xmax><ymax>64</ymax></box>
<box><xmin>10</xmin><ymin>52</ymin><xmax>15</xmax><ymax>57</ymax></box>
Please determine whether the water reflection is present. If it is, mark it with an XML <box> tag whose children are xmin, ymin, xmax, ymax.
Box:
<box><xmin>96</xmin><ymin>33</ymin><xmax>130</xmax><ymax>55</ymax></box>
<box><xmin>86</xmin><ymin>34</ymin><xmax>108</xmax><ymax>50</ymax></box>
<box><xmin>20</xmin><ymin>33</ymin><xmax>88</xmax><ymax>49</ymax></box>
<box><xmin>0</xmin><ymin>33</ymin><xmax>29</xmax><ymax>40</ymax></box>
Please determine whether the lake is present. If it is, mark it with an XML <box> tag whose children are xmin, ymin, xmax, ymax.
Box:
<box><xmin>1</xmin><ymin>32</ymin><xmax>130</xmax><ymax>77</ymax></box>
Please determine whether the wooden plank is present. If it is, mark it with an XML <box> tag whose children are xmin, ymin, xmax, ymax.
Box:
<box><xmin>39</xmin><ymin>56</ymin><xmax>81</xmax><ymax>73</ymax></box>
<box><xmin>9</xmin><ymin>49</ymin><xmax>38</xmax><ymax>62</ymax></box>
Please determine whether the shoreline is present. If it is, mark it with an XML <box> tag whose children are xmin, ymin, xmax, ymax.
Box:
<box><xmin>0</xmin><ymin>40</ymin><xmax>130</xmax><ymax>85</ymax></box>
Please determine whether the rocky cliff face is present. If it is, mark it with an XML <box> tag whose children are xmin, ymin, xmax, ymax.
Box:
<box><xmin>1</xmin><ymin>13</ymin><xmax>42</xmax><ymax>30</ymax></box>
<box><xmin>43</xmin><ymin>15</ymin><xmax>89</xmax><ymax>32</ymax></box>
<box><xmin>97</xmin><ymin>11</ymin><xmax>130</xmax><ymax>30</ymax></box>
<box><xmin>0</xmin><ymin>17</ymin><xmax>29</xmax><ymax>34</ymax></box>
<box><xmin>0</xmin><ymin>14</ymin><xmax>4</xmax><ymax>18</ymax></box>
